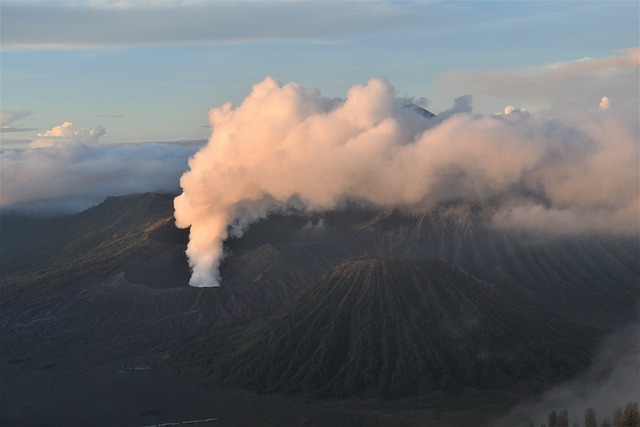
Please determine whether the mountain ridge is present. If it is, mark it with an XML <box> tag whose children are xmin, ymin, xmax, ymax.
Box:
<box><xmin>175</xmin><ymin>257</ymin><xmax>593</xmax><ymax>398</ymax></box>
<box><xmin>1</xmin><ymin>192</ymin><xmax>638</xmax><ymax>426</ymax></box>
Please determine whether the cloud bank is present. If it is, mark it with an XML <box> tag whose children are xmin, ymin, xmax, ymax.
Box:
<box><xmin>1</xmin><ymin>141</ymin><xmax>201</xmax><ymax>213</ymax></box>
<box><xmin>29</xmin><ymin>121</ymin><xmax>106</xmax><ymax>147</ymax></box>
<box><xmin>175</xmin><ymin>77</ymin><xmax>639</xmax><ymax>287</ymax></box>
<box><xmin>1</xmin><ymin>0</ymin><xmax>417</xmax><ymax>51</ymax></box>
<box><xmin>438</xmin><ymin>47</ymin><xmax>640</xmax><ymax>112</ymax></box>
<box><xmin>0</xmin><ymin>110</ymin><xmax>34</xmax><ymax>133</ymax></box>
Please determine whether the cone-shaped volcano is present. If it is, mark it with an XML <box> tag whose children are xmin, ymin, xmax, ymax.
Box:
<box><xmin>178</xmin><ymin>257</ymin><xmax>590</xmax><ymax>398</ymax></box>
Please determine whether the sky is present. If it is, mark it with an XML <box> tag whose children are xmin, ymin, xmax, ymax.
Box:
<box><xmin>0</xmin><ymin>0</ymin><xmax>638</xmax><ymax>247</ymax></box>
<box><xmin>1</xmin><ymin>0</ymin><xmax>639</xmax><ymax>145</ymax></box>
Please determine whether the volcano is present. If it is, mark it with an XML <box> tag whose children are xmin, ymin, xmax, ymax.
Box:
<box><xmin>1</xmin><ymin>193</ymin><xmax>638</xmax><ymax>426</ymax></box>
<box><xmin>176</xmin><ymin>257</ymin><xmax>592</xmax><ymax>398</ymax></box>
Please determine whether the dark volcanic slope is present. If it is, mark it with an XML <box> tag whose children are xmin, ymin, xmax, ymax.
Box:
<box><xmin>225</xmin><ymin>205</ymin><xmax>640</xmax><ymax>328</ymax></box>
<box><xmin>1</xmin><ymin>193</ymin><xmax>185</xmax><ymax>277</ymax></box>
<box><xmin>2</xmin><ymin>195</ymin><xmax>637</xmax><ymax>364</ymax></box>
<box><xmin>2</xmin><ymin>193</ymin><xmax>638</xmax><ymax>423</ymax></box>
<box><xmin>0</xmin><ymin>194</ymin><xmax>311</xmax><ymax>367</ymax></box>
<box><xmin>176</xmin><ymin>257</ymin><xmax>592</xmax><ymax>398</ymax></box>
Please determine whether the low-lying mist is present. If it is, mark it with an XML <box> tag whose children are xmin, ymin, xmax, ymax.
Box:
<box><xmin>493</xmin><ymin>318</ymin><xmax>640</xmax><ymax>427</ymax></box>
<box><xmin>0</xmin><ymin>141</ymin><xmax>202</xmax><ymax>214</ymax></box>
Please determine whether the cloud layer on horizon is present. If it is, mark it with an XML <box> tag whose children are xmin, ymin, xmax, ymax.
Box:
<box><xmin>1</xmin><ymin>141</ymin><xmax>201</xmax><ymax>213</ymax></box>
<box><xmin>1</xmin><ymin>1</ymin><xmax>417</xmax><ymax>51</ymax></box>
<box><xmin>0</xmin><ymin>110</ymin><xmax>34</xmax><ymax>133</ymax></box>
<box><xmin>437</xmin><ymin>47</ymin><xmax>640</xmax><ymax>112</ymax></box>
<box><xmin>175</xmin><ymin>77</ymin><xmax>639</xmax><ymax>287</ymax></box>
<box><xmin>29</xmin><ymin>121</ymin><xmax>106</xmax><ymax>147</ymax></box>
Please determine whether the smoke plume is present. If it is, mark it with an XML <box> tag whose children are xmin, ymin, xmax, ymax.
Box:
<box><xmin>174</xmin><ymin>77</ymin><xmax>639</xmax><ymax>287</ymax></box>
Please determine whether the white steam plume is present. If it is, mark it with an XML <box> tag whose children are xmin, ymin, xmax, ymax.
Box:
<box><xmin>175</xmin><ymin>77</ymin><xmax>639</xmax><ymax>287</ymax></box>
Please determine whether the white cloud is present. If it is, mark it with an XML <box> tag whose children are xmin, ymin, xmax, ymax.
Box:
<box><xmin>0</xmin><ymin>110</ymin><xmax>34</xmax><ymax>132</ymax></box>
<box><xmin>1</xmin><ymin>1</ymin><xmax>419</xmax><ymax>51</ymax></box>
<box><xmin>0</xmin><ymin>141</ymin><xmax>201</xmax><ymax>213</ymax></box>
<box><xmin>437</xmin><ymin>48</ymin><xmax>640</xmax><ymax>112</ymax></box>
<box><xmin>29</xmin><ymin>121</ymin><xmax>106</xmax><ymax>147</ymax></box>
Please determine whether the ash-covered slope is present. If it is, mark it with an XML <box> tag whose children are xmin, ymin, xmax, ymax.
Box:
<box><xmin>2</xmin><ymin>194</ymin><xmax>638</xmax><ymax>401</ymax></box>
<box><xmin>176</xmin><ymin>257</ymin><xmax>592</xmax><ymax>398</ymax></box>
<box><xmin>1</xmin><ymin>193</ymin><xmax>185</xmax><ymax>277</ymax></box>
<box><xmin>215</xmin><ymin>204</ymin><xmax>640</xmax><ymax>332</ymax></box>
<box><xmin>0</xmin><ymin>194</ymin><xmax>306</xmax><ymax>367</ymax></box>
<box><xmin>2</xmin><ymin>193</ymin><xmax>639</xmax><ymax>425</ymax></box>
<box><xmin>3</xmin><ymin>194</ymin><xmax>637</xmax><ymax>355</ymax></box>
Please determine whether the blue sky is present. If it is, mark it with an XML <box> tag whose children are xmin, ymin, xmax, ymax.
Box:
<box><xmin>1</xmin><ymin>0</ymin><xmax>639</xmax><ymax>145</ymax></box>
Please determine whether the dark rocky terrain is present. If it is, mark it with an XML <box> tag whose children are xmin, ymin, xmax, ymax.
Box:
<box><xmin>179</xmin><ymin>258</ymin><xmax>592</xmax><ymax>399</ymax></box>
<box><xmin>1</xmin><ymin>193</ymin><xmax>638</xmax><ymax>426</ymax></box>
